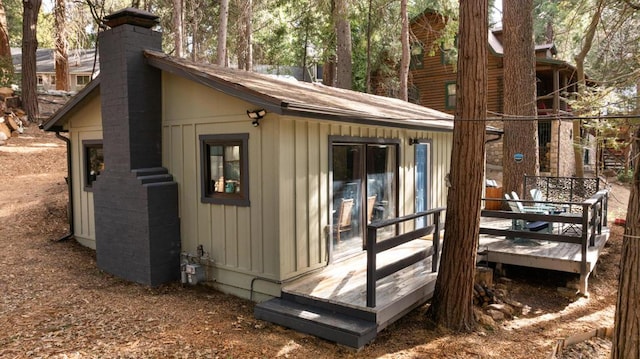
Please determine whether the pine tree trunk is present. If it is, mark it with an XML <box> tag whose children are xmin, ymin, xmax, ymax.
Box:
<box><xmin>21</xmin><ymin>0</ymin><xmax>42</xmax><ymax>123</ymax></box>
<box><xmin>0</xmin><ymin>0</ymin><xmax>12</xmax><ymax>84</ymax></box>
<box><xmin>427</xmin><ymin>0</ymin><xmax>487</xmax><ymax>331</ymax></box>
<box><xmin>334</xmin><ymin>0</ymin><xmax>352</xmax><ymax>89</ymax></box>
<box><xmin>572</xmin><ymin>0</ymin><xmax>604</xmax><ymax>178</ymax></box>
<box><xmin>612</xmin><ymin>126</ymin><xmax>640</xmax><ymax>358</ymax></box>
<box><xmin>172</xmin><ymin>0</ymin><xmax>183</xmax><ymax>57</ymax></box>
<box><xmin>501</xmin><ymin>0</ymin><xmax>538</xmax><ymax>199</ymax></box>
<box><xmin>54</xmin><ymin>0</ymin><xmax>69</xmax><ymax>91</ymax></box>
<box><xmin>216</xmin><ymin>0</ymin><xmax>229</xmax><ymax>66</ymax></box>
<box><xmin>398</xmin><ymin>0</ymin><xmax>409</xmax><ymax>101</ymax></box>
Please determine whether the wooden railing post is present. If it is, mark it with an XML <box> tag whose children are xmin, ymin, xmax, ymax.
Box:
<box><xmin>432</xmin><ymin>211</ymin><xmax>440</xmax><ymax>272</ymax></box>
<box><xmin>366</xmin><ymin>226</ymin><xmax>378</xmax><ymax>308</ymax></box>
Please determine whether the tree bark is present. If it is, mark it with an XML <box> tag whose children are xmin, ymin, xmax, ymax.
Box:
<box><xmin>501</xmin><ymin>0</ymin><xmax>538</xmax><ymax>200</ymax></box>
<box><xmin>333</xmin><ymin>0</ymin><xmax>352</xmax><ymax>89</ymax></box>
<box><xmin>427</xmin><ymin>0</ymin><xmax>487</xmax><ymax>331</ymax></box>
<box><xmin>612</xmin><ymin>125</ymin><xmax>640</xmax><ymax>359</ymax></box>
<box><xmin>572</xmin><ymin>0</ymin><xmax>604</xmax><ymax>178</ymax></box>
<box><xmin>22</xmin><ymin>0</ymin><xmax>42</xmax><ymax>123</ymax></box>
<box><xmin>398</xmin><ymin>0</ymin><xmax>409</xmax><ymax>101</ymax></box>
<box><xmin>172</xmin><ymin>0</ymin><xmax>183</xmax><ymax>57</ymax></box>
<box><xmin>0</xmin><ymin>0</ymin><xmax>13</xmax><ymax>83</ymax></box>
<box><xmin>216</xmin><ymin>0</ymin><xmax>229</xmax><ymax>66</ymax></box>
<box><xmin>237</xmin><ymin>0</ymin><xmax>252</xmax><ymax>71</ymax></box>
<box><xmin>54</xmin><ymin>0</ymin><xmax>69</xmax><ymax>91</ymax></box>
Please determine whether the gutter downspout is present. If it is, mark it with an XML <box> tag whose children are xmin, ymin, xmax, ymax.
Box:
<box><xmin>54</xmin><ymin>131</ymin><xmax>74</xmax><ymax>241</ymax></box>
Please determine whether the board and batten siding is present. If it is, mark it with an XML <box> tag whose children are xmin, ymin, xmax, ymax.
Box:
<box><xmin>160</xmin><ymin>72</ymin><xmax>452</xmax><ymax>300</ymax></box>
<box><xmin>65</xmin><ymin>93</ymin><xmax>103</xmax><ymax>249</ymax></box>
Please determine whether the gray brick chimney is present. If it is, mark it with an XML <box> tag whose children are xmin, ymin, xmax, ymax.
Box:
<box><xmin>93</xmin><ymin>8</ymin><xmax>181</xmax><ymax>286</ymax></box>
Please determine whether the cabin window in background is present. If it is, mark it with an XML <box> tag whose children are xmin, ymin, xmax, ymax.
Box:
<box><xmin>440</xmin><ymin>38</ymin><xmax>458</xmax><ymax>65</ymax></box>
<box><xmin>410</xmin><ymin>42</ymin><xmax>424</xmax><ymax>69</ymax></box>
<box><xmin>76</xmin><ymin>75</ymin><xmax>91</xmax><ymax>87</ymax></box>
<box><xmin>200</xmin><ymin>133</ymin><xmax>249</xmax><ymax>206</ymax></box>
<box><xmin>445</xmin><ymin>82</ymin><xmax>457</xmax><ymax>110</ymax></box>
<box><xmin>83</xmin><ymin>140</ymin><xmax>104</xmax><ymax>191</ymax></box>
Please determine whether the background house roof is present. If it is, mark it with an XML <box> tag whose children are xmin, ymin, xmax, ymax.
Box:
<box><xmin>12</xmin><ymin>48</ymin><xmax>99</xmax><ymax>75</ymax></box>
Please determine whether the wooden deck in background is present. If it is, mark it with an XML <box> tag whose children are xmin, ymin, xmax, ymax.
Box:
<box><xmin>479</xmin><ymin>218</ymin><xmax>610</xmax><ymax>292</ymax></box>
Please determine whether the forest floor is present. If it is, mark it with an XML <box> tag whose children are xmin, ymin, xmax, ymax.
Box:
<box><xmin>0</xmin><ymin>126</ymin><xmax>630</xmax><ymax>358</ymax></box>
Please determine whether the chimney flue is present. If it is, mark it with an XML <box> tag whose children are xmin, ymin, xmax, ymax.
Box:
<box><xmin>103</xmin><ymin>7</ymin><xmax>159</xmax><ymax>29</ymax></box>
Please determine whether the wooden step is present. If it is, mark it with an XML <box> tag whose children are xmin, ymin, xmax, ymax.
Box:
<box><xmin>254</xmin><ymin>297</ymin><xmax>378</xmax><ymax>349</ymax></box>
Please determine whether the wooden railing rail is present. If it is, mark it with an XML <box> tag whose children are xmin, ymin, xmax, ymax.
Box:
<box><xmin>480</xmin><ymin>189</ymin><xmax>608</xmax><ymax>293</ymax></box>
<box><xmin>365</xmin><ymin>207</ymin><xmax>445</xmax><ymax>308</ymax></box>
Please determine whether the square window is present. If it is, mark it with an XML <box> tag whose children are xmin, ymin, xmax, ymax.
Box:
<box><xmin>83</xmin><ymin>140</ymin><xmax>104</xmax><ymax>190</ymax></box>
<box><xmin>445</xmin><ymin>82</ymin><xmax>456</xmax><ymax>110</ymax></box>
<box><xmin>76</xmin><ymin>75</ymin><xmax>91</xmax><ymax>86</ymax></box>
<box><xmin>200</xmin><ymin>133</ymin><xmax>250</xmax><ymax>206</ymax></box>
<box><xmin>37</xmin><ymin>75</ymin><xmax>44</xmax><ymax>85</ymax></box>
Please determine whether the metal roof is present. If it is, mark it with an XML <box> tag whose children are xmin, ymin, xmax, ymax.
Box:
<box><xmin>12</xmin><ymin>48</ymin><xmax>99</xmax><ymax>75</ymax></box>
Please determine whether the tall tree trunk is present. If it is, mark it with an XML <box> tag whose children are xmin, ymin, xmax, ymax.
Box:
<box><xmin>573</xmin><ymin>0</ymin><xmax>604</xmax><ymax>178</ymax></box>
<box><xmin>612</xmin><ymin>125</ymin><xmax>640</xmax><ymax>359</ymax></box>
<box><xmin>0</xmin><ymin>0</ymin><xmax>13</xmax><ymax>83</ymax></box>
<box><xmin>364</xmin><ymin>0</ymin><xmax>372</xmax><ymax>93</ymax></box>
<box><xmin>22</xmin><ymin>0</ymin><xmax>42</xmax><ymax>123</ymax></box>
<box><xmin>398</xmin><ymin>0</ymin><xmax>409</xmax><ymax>101</ymax></box>
<box><xmin>54</xmin><ymin>0</ymin><xmax>69</xmax><ymax>91</ymax></box>
<box><xmin>427</xmin><ymin>0</ymin><xmax>487</xmax><ymax>331</ymax></box>
<box><xmin>334</xmin><ymin>0</ymin><xmax>352</xmax><ymax>89</ymax></box>
<box><xmin>501</xmin><ymin>0</ymin><xmax>538</xmax><ymax>200</ymax></box>
<box><xmin>216</xmin><ymin>0</ymin><xmax>229</xmax><ymax>66</ymax></box>
<box><xmin>237</xmin><ymin>0</ymin><xmax>252</xmax><ymax>71</ymax></box>
<box><xmin>172</xmin><ymin>0</ymin><xmax>183</xmax><ymax>57</ymax></box>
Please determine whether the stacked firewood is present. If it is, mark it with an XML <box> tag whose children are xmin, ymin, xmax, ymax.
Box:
<box><xmin>0</xmin><ymin>87</ymin><xmax>25</xmax><ymax>145</ymax></box>
<box><xmin>473</xmin><ymin>283</ymin><xmax>497</xmax><ymax>306</ymax></box>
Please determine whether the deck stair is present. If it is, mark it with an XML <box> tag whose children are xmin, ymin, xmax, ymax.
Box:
<box><xmin>255</xmin><ymin>292</ymin><xmax>378</xmax><ymax>348</ymax></box>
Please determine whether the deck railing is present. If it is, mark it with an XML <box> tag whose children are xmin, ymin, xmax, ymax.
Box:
<box><xmin>479</xmin><ymin>189</ymin><xmax>608</xmax><ymax>293</ymax></box>
<box><xmin>365</xmin><ymin>207</ymin><xmax>445</xmax><ymax>308</ymax></box>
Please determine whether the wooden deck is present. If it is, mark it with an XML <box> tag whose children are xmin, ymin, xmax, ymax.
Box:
<box><xmin>479</xmin><ymin>218</ymin><xmax>610</xmax><ymax>293</ymax></box>
<box><xmin>255</xmin><ymin>239</ymin><xmax>438</xmax><ymax>348</ymax></box>
<box><xmin>283</xmin><ymin>239</ymin><xmax>438</xmax><ymax>328</ymax></box>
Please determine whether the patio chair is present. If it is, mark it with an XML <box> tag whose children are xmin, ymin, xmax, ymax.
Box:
<box><xmin>505</xmin><ymin>193</ymin><xmax>551</xmax><ymax>233</ymax></box>
<box><xmin>366</xmin><ymin>195</ymin><xmax>376</xmax><ymax>223</ymax></box>
<box><xmin>335</xmin><ymin>198</ymin><xmax>354</xmax><ymax>242</ymax></box>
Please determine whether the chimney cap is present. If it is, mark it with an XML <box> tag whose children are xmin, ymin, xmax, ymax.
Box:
<box><xmin>104</xmin><ymin>7</ymin><xmax>159</xmax><ymax>29</ymax></box>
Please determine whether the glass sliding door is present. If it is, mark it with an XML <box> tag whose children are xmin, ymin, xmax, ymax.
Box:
<box><xmin>331</xmin><ymin>139</ymin><xmax>398</xmax><ymax>260</ymax></box>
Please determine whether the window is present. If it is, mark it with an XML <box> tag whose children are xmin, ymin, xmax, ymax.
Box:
<box><xmin>410</xmin><ymin>42</ymin><xmax>424</xmax><ymax>70</ymax></box>
<box><xmin>200</xmin><ymin>133</ymin><xmax>250</xmax><ymax>206</ymax></box>
<box><xmin>76</xmin><ymin>75</ymin><xmax>91</xmax><ymax>86</ymax></box>
<box><xmin>83</xmin><ymin>140</ymin><xmax>104</xmax><ymax>190</ymax></box>
<box><xmin>440</xmin><ymin>38</ymin><xmax>458</xmax><ymax>65</ymax></box>
<box><xmin>445</xmin><ymin>82</ymin><xmax>456</xmax><ymax>110</ymax></box>
<box><xmin>37</xmin><ymin>75</ymin><xmax>44</xmax><ymax>85</ymax></box>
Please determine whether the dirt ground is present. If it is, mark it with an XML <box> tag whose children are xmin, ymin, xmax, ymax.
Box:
<box><xmin>0</xmin><ymin>127</ymin><xmax>630</xmax><ymax>358</ymax></box>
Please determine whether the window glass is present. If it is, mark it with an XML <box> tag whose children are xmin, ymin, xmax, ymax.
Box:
<box><xmin>83</xmin><ymin>141</ymin><xmax>104</xmax><ymax>190</ymax></box>
<box><xmin>445</xmin><ymin>82</ymin><xmax>456</xmax><ymax>109</ymax></box>
<box><xmin>200</xmin><ymin>134</ymin><xmax>249</xmax><ymax>206</ymax></box>
<box><xmin>77</xmin><ymin>75</ymin><xmax>91</xmax><ymax>86</ymax></box>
